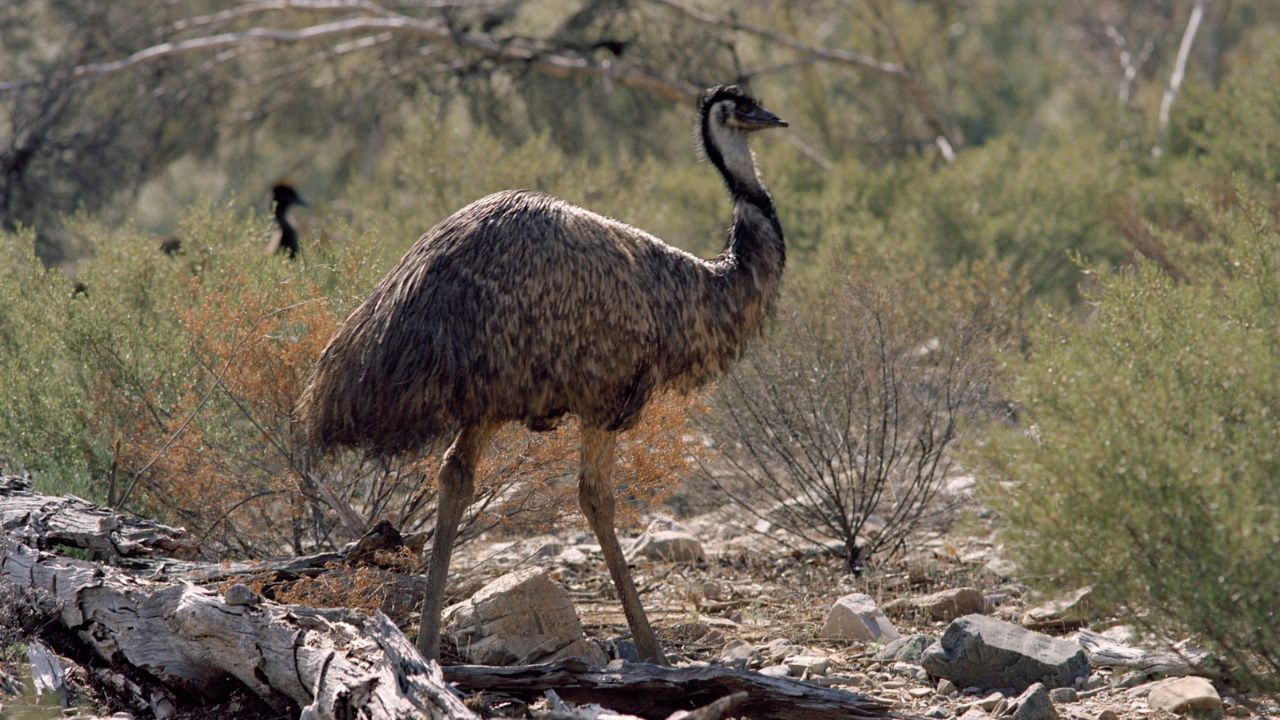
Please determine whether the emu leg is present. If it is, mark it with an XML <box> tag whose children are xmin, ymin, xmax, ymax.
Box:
<box><xmin>578</xmin><ymin>426</ymin><xmax>666</xmax><ymax>665</ymax></box>
<box><xmin>416</xmin><ymin>423</ymin><xmax>490</xmax><ymax>660</ymax></box>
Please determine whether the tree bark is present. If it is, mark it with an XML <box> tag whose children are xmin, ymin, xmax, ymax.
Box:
<box><xmin>444</xmin><ymin>659</ymin><xmax>893</xmax><ymax>720</ymax></box>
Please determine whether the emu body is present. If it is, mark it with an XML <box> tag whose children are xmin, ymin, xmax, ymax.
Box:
<box><xmin>297</xmin><ymin>85</ymin><xmax>787</xmax><ymax>663</ymax></box>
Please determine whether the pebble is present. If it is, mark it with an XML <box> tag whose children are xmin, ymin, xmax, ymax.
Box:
<box><xmin>759</xmin><ymin>664</ymin><xmax>790</xmax><ymax>678</ymax></box>
<box><xmin>882</xmin><ymin>679</ymin><xmax>908</xmax><ymax>689</ymax></box>
<box><xmin>1225</xmin><ymin>707</ymin><xmax>1251</xmax><ymax>717</ymax></box>
<box><xmin>925</xmin><ymin>706</ymin><xmax>950</xmax><ymax>719</ymax></box>
<box><xmin>938</xmin><ymin>678</ymin><xmax>959</xmax><ymax>696</ymax></box>
<box><xmin>1097</xmin><ymin>710</ymin><xmax>1118</xmax><ymax>720</ymax></box>
<box><xmin>1049</xmin><ymin>687</ymin><xmax>1078</xmax><ymax>703</ymax></box>
<box><xmin>909</xmin><ymin>687</ymin><xmax>934</xmax><ymax>698</ymax></box>
<box><xmin>976</xmin><ymin>692</ymin><xmax>1005</xmax><ymax>711</ymax></box>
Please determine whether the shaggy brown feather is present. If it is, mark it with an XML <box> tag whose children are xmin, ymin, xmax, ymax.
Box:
<box><xmin>296</xmin><ymin>86</ymin><xmax>785</xmax><ymax>457</ymax></box>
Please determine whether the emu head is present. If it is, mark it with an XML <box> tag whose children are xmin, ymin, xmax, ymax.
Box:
<box><xmin>699</xmin><ymin>85</ymin><xmax>788</xmax><ymax>134</ymax></box>
<box><xmin>272</xmin><ymin>182</ymin><xmax>307</xmax><ymax>211</ymax></box>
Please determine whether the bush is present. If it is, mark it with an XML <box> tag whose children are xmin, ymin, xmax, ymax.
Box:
<box><xmin>696</xmin><ymin>258</ymin><xmax>1016</xmax><ymax>571</ymax></box>
<box><xmin>980</xmin><ymin>193</ymin><xmax>1280</xmax><ymax>690</ymax></box>
<box><xmin>0</xmin><ymin>203</ymin><xmax>700</xmax><ymax>557</ymax></box>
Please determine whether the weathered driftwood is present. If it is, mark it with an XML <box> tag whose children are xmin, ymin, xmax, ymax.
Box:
<box><xmin>444</xmin><ymin>659</ymin><xmax>893</xmax><ymax>720</ymax></box>
<box><xmin>0</xmin><ymin>539</ymin><xmax>476</xmax><ymax>719</ymax></box>
<box><xmin>0</xmin><ymin>475</ymin><xmax>194</xmax><ymax>558</ymax></box>
<box><xmin>1</xmin><ymin>479</ymin><xmax>894</xmax><ymax>720</ymax></box>
<box><xmin>541</xmin><ymin>688</ymin><xmax>749</xmax><ymax>720</ymax></box>
<box><xmin>1077</xmin><ymin>629</ymin><xmax>1211</xmax><ymax>678</ymax></box>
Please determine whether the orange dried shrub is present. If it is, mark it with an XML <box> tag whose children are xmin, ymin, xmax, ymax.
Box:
<box><xmin>111</xmin><ymin>264</ymin><xmax>705</xmax><ymax>558</ymax></box>
<box><xmin>475</xmin><ymin>392</ymin><xmax>707</xmax><ymax>537</ymax></box>
<box><xmin>119</xmin><ymin>271</ymin><xmax>340</xmax><ymax>555</ymax></box>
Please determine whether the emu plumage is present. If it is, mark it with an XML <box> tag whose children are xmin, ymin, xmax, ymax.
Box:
<box><xmin>296</xmin><ymin>85</ymin><xmax>788</xmax><ymax>664</ymax></box>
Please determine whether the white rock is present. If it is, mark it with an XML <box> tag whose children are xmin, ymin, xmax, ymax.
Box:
<box><xmin>442</xmin><ymin>567</ymin><xmax>606</xmax><ymax>666</ymax></box>
<box><xmin>784</xmin><ymin>654</ymin><xmax>830</xmax><ymax>676</ymax></box>
<box><xmin>820</xmin><ymin>593</ymin><xmax>900</xmax><ymax>642</ymax></box>
<box><xmin>627</xmin><ymin>530</ymin><xmax>705</xmax><ymax>563</ymax></box>
<box><xmin>1148</xmin><ymin>676</ymin><xmax>1223</xmax><ymax>716</ymax></box>
<box><xmin>759</xmin><ymin>664</ymin><xmax>790</xmax><ymax>678</ymax></box>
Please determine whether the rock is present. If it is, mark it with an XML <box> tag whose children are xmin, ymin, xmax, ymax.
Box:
<box><xmin>889</xmin><ymin>661</ymin><xmax>923</xmax><ymax>678</ymax></box>
<box><xmin>958</xmin><ymin>709</ymin><xmax>989</xmax><ymax>720</ymax></box>
<box><xmin>925</xmin><ymin>706</ymin><xmax>950</xmax><ymax>719</ymax></box>
<box><xmin>1097</xmin><ymin>711</ymin><xmax>1118</xmax><ymax>720</ymax></box>
<box><xmin>1008</xmin><ymin>683</ymin><xmax>1058</xmax><ymax>720</ymax></box>
<box><xmin>1148</xmin><ymin>676</ymin><xmax>1222</xmax><ymax>716</ymax></box>
<box><xmin>983</xmin><ymin>556</ymin><xmax>1019</xmax><ymax>580</ymax></box>
<box><xmin>442</xmin><ymin>567</ymin><xmax>607</xmax><ymax>666</ymax></box>
<box><xmin>874</xmin><ymin>633</ymin><xmax>935</xmax><ymax>663</ymax></box>
<box><xmin>920</xmin><ymin>614</ymin><xmax>1090</xmax><ymax>691</ymax></box>
<box><xmin>763</xmin><ymin>638</ymin><xmax>793</xmax><ymax>663</ymax></box>
<box><xmin>759</xmin><ymin>664</ymin><xmax>790</xmax><ymax>678</ymax></box>
<box><xmin>902</xmin><ymin>587</ymin><xmax>986</xmax><ymax>621</ymax></box>
<box><xmin>1025</xmin><ymin>586</ymin><xmax>1096</xmax><ymax>628</ymax></box>
<box><xmin>1048</xmin><ymin>687</ymin><xmax>1078</xmax><ymax>703</ymax></box>
<box><xmin>784</xmin><ymin>654</ymin><xmax>830</xmax><ymax>677</ymax></box>
<box><xmin>937</xmin><ymin>678</ymin><xmax>958</xmax><ymax>696</ymax></box>
<box><xmin>975</xmin><ymin>692</ymin><xmax>1005</xmax><ymax>711</ymax></box>
<box><xmin>721</xmin><ymin>638</ymin><xmax>755</xmax><ymax>668</ymax></box>
<box><xmin>627</xmin><ymin>529</ymin><xmax>705</xmax><ymax>563</ymax></box>
<box><xmin>820</xmin><ymin>593</ymin><xmax>900</xmax><ymax>642</ymax></box>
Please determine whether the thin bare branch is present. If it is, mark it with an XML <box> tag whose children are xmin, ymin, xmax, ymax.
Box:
<box><xmin>646</xmin><ymin>0</ymin><xmax>908</xmax><ymax>78</ymax></box>
<box><xmin>1154</xmin><ymin>0</ymin><xmax>1207</xmax><ymax>158</ymax></box>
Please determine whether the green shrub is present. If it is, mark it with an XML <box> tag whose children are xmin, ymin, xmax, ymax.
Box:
<box><xmin>980</xmin><ymin>193</ymin><xmax>1280</xmax><ymax>690</ymax></box>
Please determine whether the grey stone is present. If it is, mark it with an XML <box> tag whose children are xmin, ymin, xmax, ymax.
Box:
<box><xmin>894</xmin><ymin>587</ymin><xmax>986</xmax><ymax>621</ymax></box>
<box><xmin>937</xmin><ymin>678</ymin><xmax>958</xmax><ymax>696</ymax></box>
<box><xmin>1049</xmin><ymin>687</ymin><xmax>1078</xmax><ymax>703</ymax></box>
<box><xmin>784</xmin><ymin>654</ymin><xmax>830</xmax><ymax>677</ymax></box>
<box><xmin>925</xmin><ymin>706</ymin><xmax>950</xmax><ymax>719</ymax></box>
<box><xmin>820</xmin><ymin>593</ymin><xmax>900</xmax><ymax>642</ymax></box>
<box><xmin>1025</xmin><ymin>586</ymin><xmax>1097</xmax><ymax>626</ymax></box>
<box><xmin>627</xmin><ymin>529</ymin><xmax>705</xmax><ymax>563</ymax></box>
<box><xmin>920</xmin><ymin>614</ymin><xmax>1089</xmax><ymax>692</ymax></box>
<box><xmin>975</xmin><ymin>692</ymin><xmax>1005</xmax><ymax>711</ymax></box>
<box><xmin>442</xmin><ymin>567</ymin><xmax>607</xmax><ymax>666</ymax></box>
<box><xmin>1148</xmin><ymin>676</ymin><xmax>1222</xmax><ymax>716</ymax></box>
<box><xmin>721</xmin><ymin>638</ymin><xmax>755</xmax><ymax>668</ymax></box>
<box><xmin>1008</xmin><ymin>683</ymin><xmax>1058</xmax><ymax>720</ymax></box>
<box><xmin>874</xmin><ymin>633</ymin><xmax>935</xmax><ymax>663</ymax></box>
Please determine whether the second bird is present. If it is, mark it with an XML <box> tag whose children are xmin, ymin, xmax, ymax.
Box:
<box><xmin>266</xmin><ymin>182</ymin><xmax>306</xmax><ymax>259</ymax></box>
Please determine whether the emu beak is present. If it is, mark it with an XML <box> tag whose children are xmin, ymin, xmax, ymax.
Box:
<box><xmin>741</xmin><ymin>106</ymin><xmax>788</xmax><ymax>129</ymax></box>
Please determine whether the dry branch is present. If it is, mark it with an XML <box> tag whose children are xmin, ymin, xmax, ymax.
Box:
<box><xmin>0</xmin><ymin>538</ymin><xmax>475</xmax><ymax>719</ymax></box>
<box><xmin>0</xmin><ymin>475</ymin><xmax>193</xmax><ymax>558</ymax></box>
<box><xmin>444</xmin><ymin>659</ymin><xmax>893</xmax><ymax>720</ymax></box>
<box><xmin>0</xmin><ymin>8</ymin><xmax>697</xmax><ymax>103</ymax></box>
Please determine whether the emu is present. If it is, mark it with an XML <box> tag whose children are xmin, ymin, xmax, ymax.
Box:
<box><xmin>265</xmin><ymin>182</ymin><xmax>306</xmax><ymax>259</ymax></box>
<box><xmin>296</xmin><ymin>85</ymin><xmax>787</xmax><ymax>663</ymax></box>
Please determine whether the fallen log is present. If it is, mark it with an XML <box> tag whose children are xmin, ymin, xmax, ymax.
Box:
<box><xmin>1077</xmin><ymin>629</ymin><xmax>1213</xmax><ymax>679</ymax></box>
<box><xmin>0</xmin><ymin>475</ymin><xmax>194</xmax><ymax>558</ymax></box>
<box><xmin>444</xmin><ymin>659</ymin><xmax>894</xmax><ymax>720</ymax></box>
<box><xmin>0</xmin><ymin>539</ymin><xmax>476</xmax><ymax>719</ymax></box>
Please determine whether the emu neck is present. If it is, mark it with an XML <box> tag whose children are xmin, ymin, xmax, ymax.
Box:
<box><xmin>275</xmin><ymin>205</ymin><xmax>299</xmax><ymax>257</ymax></box>
<box><xmin>703</xmin><ymin>124</ymin><xmax>785</xmax><ymax>289</ymax></box>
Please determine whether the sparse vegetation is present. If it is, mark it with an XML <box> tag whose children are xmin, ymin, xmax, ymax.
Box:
<box><xmin>1</xmin><ymin>0</ymin><xmax>1279</xmax><ymax>704</ymax></box>
<box><xmin>979</xmin><ymin>192</ymin><xmax>1280</xmax><ymax>691</ymax></box>
<box><xmin>697</xmin><ymin>259</ymin><xmax>1016</xmax><ymax>572</ymax></box>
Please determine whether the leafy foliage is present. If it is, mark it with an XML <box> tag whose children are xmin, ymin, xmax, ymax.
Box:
<box><xmin>0</xmin><ymin>203</ymin><xmax>700</xmax><ymax>557</ymax></box>
<box><xmin>979</xmin><ymin>192</ymin><xmax>1280</xmax><ymax>690</ymax></box>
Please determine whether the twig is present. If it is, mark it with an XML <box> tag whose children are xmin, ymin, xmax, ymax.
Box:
<box><xmin>1153</xmin><ymin>0</ymin><xmax>1207</xmax><ymax>158</ymax></box>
